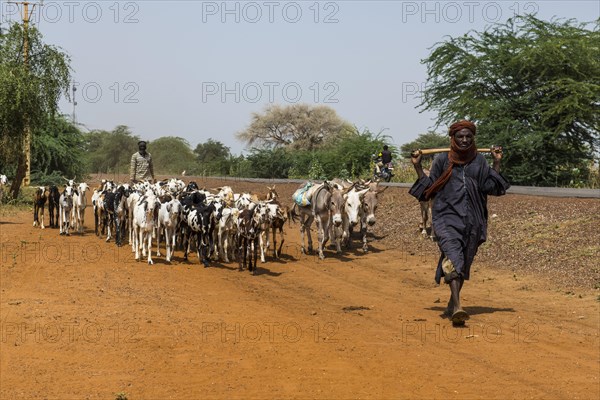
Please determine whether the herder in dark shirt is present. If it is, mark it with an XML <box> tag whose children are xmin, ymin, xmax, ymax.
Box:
<box><xmin>375</xmin><ymin>145</ymin><xmax>394</xmax><ymax>175</ymax></box>
<box><xmin>409</xmin><ymin>120</ymin><xmax>510</xmax><ymax>325</ymax></box>
<box><xmin>380</xmin><ymin>145</ymin><xmax>392</xmax><ymax>165</ymax></box>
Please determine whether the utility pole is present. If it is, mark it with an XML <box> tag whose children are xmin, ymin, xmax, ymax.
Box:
<box><xmin>10</xmin><ymin>1</ymin><xmax>43</xmax><ymax>186</ymax></box>
<box><xmin>72</xmin><ymin>82</ymin><xmax>77</xmax><ymax>123</ymax></box>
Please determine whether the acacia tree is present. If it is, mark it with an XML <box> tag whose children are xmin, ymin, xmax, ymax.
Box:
<box><xmin>419</xmin><ymin>15</ymin><xmax>599</xmax><ymax>186</ymax></box>
<box><xmin>237</xmin><ymin>104</ymin><xmax>350</xmax><ymax>150</ymax></box>
<box><xmin>0</xmin><ymin>23</ymin><xmax>71</xmax><ymax>198</ymax></box>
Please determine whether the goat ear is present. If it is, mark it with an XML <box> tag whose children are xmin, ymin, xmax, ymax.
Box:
<box><xmin>166</xmin><ymin>204</ymin><xmax>172</xmax><ymax>213</ymax></box>
<box><xmin>377</xmin><ymin>186</ymin><xmax>389</xmax><ymax>193</ymax></box>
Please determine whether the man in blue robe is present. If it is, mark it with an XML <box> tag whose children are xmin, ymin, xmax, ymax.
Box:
<box><xmin>409</xmin><ymin>120</ymin><xmax>510</xmax><ymax>325</ymax></box>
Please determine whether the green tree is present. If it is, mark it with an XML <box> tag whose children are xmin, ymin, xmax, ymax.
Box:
<box><xmin>237</xmin><ymin>104</ymin><xmax>350</xmax><ymax>150</ymax></box>
<box><xmin>194</xmin><ymin>139</ymin><xmax>230</xmax><ymax>162</ymax></box>
<box><xmin>31</xmin><ymin>114</ymin><xmax>86</xmax><ymax>181</ymax></box>
<box><xmin>400</xmin><ymin>132</ymin><xmax>449</xmax><ymax>158</ymax></box>
<box><xmin>419</xmin><ymin>15</ymin><xmax>600</xmax><ymax>186</ymax></box>
<box><xmin>327</xmin><ymin>127</ymin><xmax>393</xmax><ymax>179</ymax></box>
<box><xmin>244</xmin><ymin>147</ymin><xmax>293</xmax><ymax>178</ymax></box>
<box><xmin>0</xmin><ymin>22</ymin><xmax>71</xmax><ymax>198</ymax></box>
<box><xmin>84</xmin><ymin>126</ymin><xmax>139</xmax><ymax>174</ymax></box>
<box><xmin>242</xmin><ymin>127</ymin><xmax>393</xmax><ymax>180</ymax></box>
<box><xmin>194</xmin><ymin>139</ymin><xmax>231</xmax><ymax>176</ymax></box>
<box><xmin>148</xmin><ymin>136</ymin><xmax>196</xmax><ymax>176</ymax></box>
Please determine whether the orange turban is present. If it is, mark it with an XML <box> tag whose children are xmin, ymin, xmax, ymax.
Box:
<box><xmin>448</xmin><ymin>120</ymin><xmax>476</xmax><ymax>136</ymax></box>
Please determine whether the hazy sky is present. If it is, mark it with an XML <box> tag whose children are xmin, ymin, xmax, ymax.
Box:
<box><xmin>1</xmin><ymin>0</ymin><xmax>598</xmax><ymax>154</ymax></box>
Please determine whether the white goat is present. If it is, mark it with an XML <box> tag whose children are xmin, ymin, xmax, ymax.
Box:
<box><xmin>132</xmin><ymin>191</ymin><xmax>158</xmax><ymax>264</ymax></box>
<box><xmin>59</xmin><ymin>186</ymin><xmax>76</xmax><ymax>236</ymax></box>
<box><xmin>72</xmin><ymin>182</ymin><xmax>89</xmax><ymax>234</ymax></box>
<box><xmin>156</xmin><ymin>197</ymin><xmax>181</xmax><ymax>262</ymax></box>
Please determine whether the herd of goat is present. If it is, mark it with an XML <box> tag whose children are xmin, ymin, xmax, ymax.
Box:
<box><xmin>15</xmin><ymin>176</ymin><xmax>433</xmax><ymax>274</ymax></box>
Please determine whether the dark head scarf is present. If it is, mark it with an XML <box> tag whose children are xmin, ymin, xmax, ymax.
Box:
<box><xmin>424</xmin><ymin>120</ymin><xmax>478</xmax><ymax>200</ymax></box>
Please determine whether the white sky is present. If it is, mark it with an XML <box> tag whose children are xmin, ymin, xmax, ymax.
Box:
<box><xmin>2</xmin><ymin>0</ymin><xmax>598</xmax><ymax>154</ymax></box>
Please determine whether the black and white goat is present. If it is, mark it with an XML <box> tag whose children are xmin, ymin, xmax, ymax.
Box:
<box><xmin>33</xmin><ymin>186</ymin><xmax>47</xmax><ymax>229</ymax></box>
<box><xmin>48</xmin><ymin>186</ymin><xmax>61</xmax><ymax>228</ymax></box>
<box><xmin>59</xmin><ymin>186</ymin><xmax>77</xmax><ymax>235</ymax></box>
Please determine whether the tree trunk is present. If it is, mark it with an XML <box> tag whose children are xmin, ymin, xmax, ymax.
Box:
<box><xmin>10</xmin><ymin>151</ymin><xmax>27</xmax><ymax>200</ymax></box>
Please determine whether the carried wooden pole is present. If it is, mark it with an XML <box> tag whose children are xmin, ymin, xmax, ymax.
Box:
<box><xmin>411</xmin><ymin>147</ymin><xmax>502</xmax><ymax>157</ymax></box>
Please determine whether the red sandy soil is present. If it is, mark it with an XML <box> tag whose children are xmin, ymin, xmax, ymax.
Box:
<box><xmin>1</xmin><ymin>178</ymin><xmax>598</xmax><ymax>399</ymax></box>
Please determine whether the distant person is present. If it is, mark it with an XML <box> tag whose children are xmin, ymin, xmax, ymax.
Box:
<box><xmin>409</xmin><ymin>120</ymin><xmax>509</xmax><ymax>326</ymax></box>
<box><xmin>130</xmin><ymin>140</ymin><xmax>155</xmax><ymax>183</ymax></box>
<box><xmin>375</xmin><ymin>145</ymin><xmax>393</xmax><ymax>175</ymax></box>
<box><xmin>380</xmin><ymin>145</ymin><xmax>392</xmax><ymax>166</ymax></box>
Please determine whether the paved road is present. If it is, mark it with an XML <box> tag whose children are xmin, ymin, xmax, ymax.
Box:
<box><xmin>195</xmin><ymin>176</ymin><xmax>600</xmax><ymax>198</ymax></box>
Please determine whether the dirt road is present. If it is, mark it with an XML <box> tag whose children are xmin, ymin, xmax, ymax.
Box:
<box><xmin>1</xmin><ymin>180</ymin><xmax>598</xmax><ymax>399</ymax></box>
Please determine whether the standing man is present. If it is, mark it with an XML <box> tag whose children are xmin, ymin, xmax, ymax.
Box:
<box><xmin>409</xmin><ymin>120</ymin><xmax>510</xmax><ymax>326</ymax></box>
<box><xmin>130</xmin><ymin>140</ymin><xmax>155</xmax><ymax>183</ymax></box>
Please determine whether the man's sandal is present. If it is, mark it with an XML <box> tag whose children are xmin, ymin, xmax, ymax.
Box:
<box><xmin>451</xmin><ymin>309</ymin><xmax>469</xmax><ymax>326</ymax></box>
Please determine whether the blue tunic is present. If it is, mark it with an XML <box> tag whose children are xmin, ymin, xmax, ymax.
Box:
<box><xmin>409</xmin><ymin>153</ymin><xmax>510</xmax><ymax>284</ymax></box>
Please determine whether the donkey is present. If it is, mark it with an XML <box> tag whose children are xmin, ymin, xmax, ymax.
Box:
<box><xmin>291</xmin><ymin>181</ymin><xmax>333</xmax><ymax>260</ymax></box>
<box><xmin>357</xmin><ymin>181</ymin><xmax>388</xmax><ymax>252</ymax></box>
<box><xmin>419</xmin><ymin>169</ymin><xmax>436</xmax><ymax>240</ymax></box>
<box><xmin>341</xmin><ymin>185</ymin><xmax>370</xmax><ymax>250</ymax></box>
